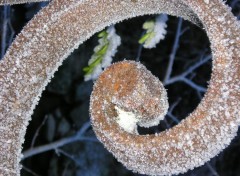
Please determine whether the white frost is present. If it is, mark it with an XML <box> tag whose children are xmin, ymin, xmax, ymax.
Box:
<box><xmin>115</xmin><ymin>106</ymin><xmax>139</xmax><ymax>134</ymax></box>
<box><xmin>84</xmin><ymin>25</ymin><xmax>121</xmax><ymax>81</ymax></box>
<box><xmin>101</xmin><ymin>25</ymin><xmax>121</xmax><ymax>68</ymax></box>
<box><xmin>204</xmin><ymin>0</ymin><xmax>209</xmax><ymax>4</ymax></box>
<box><xmin>143</xmin><ymin>14</ymin><xmax>168</xmax><ymax>49</ymax></box>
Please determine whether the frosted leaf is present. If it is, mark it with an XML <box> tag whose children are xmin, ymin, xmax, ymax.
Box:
<box><xmin>139</xmin><ymin>14</ymin><xmax>168</xmax><ymax>49</ymax></box>
<box><xmin>84</xmin><ymin>25</ymin><xmax>121</xmax><ymax>81</ymax></box>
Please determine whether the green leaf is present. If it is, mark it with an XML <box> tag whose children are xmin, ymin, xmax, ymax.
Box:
<box><xmin>96</xmin><ymin>43</ymin><xmax>109</xmax><ymax>56</ymax></box>
<box><xmin>144</xmin><ymin>32</ymin><xmax>156</xmax><ymax>46</ymax></box>
<box><xmin>83</xmin><ymin>67</ymin><xmax>90</xmax><ymax>72</ymax></box>
<box><xmin>98</xmin><ymin>30</ymin><xmax>108</xmax><ymax>38</ymax></box>
<box><xmin>138</xmin><ymin>32</ymin><xmax>152</xmax><ymax>44</ymax></box>
<box><xmin>143</xmin><ymin>20</ymin><xmax>155</xmax><ymax>30</ymax></box>
<box><xmin>83</xmin><ymin>56</ymin><xmax>102</xmax><ymax>75</ymax></box>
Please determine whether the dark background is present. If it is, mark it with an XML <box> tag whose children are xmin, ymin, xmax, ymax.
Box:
<box><xmin>0</xmin><ymin>1</ymin><xmax>239</xmax><ymax>176</ymax></box>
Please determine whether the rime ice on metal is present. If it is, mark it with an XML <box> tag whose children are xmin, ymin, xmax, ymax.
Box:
<box><xmin>0</xmin><ymin>0</ymin><xmax>49</xmax><ymax>5</ymax></box>
<box><xmin>0</xmin><ymin>0</ymin><xmax>239</xmax><ymax>176</ymax></box>
<box><xmin>102</xmin><ymin>61</ymin><xmax>168</xmax><ymax>134</ymax></box>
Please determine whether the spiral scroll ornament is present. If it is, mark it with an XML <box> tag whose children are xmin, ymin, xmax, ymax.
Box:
<box><xmin>0</xmin><ymin>0</ymin><xmax>239</xmax><ymax>175</ymax></box>
<box><xmin>90</xmin><ymin>61</ymin><xmax>169</xmax><ymax>134</ymax></box>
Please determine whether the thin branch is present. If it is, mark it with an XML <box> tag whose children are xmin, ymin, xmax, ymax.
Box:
<box><xmin>163</xmin><ymin>118</ymin><xmax>171</xmax><ymax>129</ymax></box>
<box><xmin>167</xmin><ymin>98</ymin><xmax>181</xmax><ymax>123</ymax></box>
<box><xmin>136</xmin><ymin>44</ymin><xmax>143</xmax><ymax>62</ymax></box>
<box><xmin>0</xmin><ymin>5</ymin><xmax>15</xmax><ymax>60</ymax></box>
<box><xmin>22</xmin><ymin>122</ymin><xmax>98</xmax><ymax>160</ymax></box>
<box><xmin>181</xmin><ymin>77</ymin><xmax>207</xmax><ymax>92</ymax></box>
<box><xmin>1</xmin><ymin>6</ymin><xmax>9</xmax><ymax>59</ymax></box>
<box><xmin>62</xmin><ymin>161</ymin><xmax>70</xmax><ymax>176</ymax></box>
<box><xmin>163</xmin><ymin>54</ymin><xmax>211</xmax><ymax>92</ymax></box>
<box><xmin>31</xmin><ymin>115</ymin><xmax>48</xmax><ymax>148</ymax></box>
<box><xmin>55</xmin><ymin>148</ymin><xmax>80</xmax><ymax>164</ymax></box>
<box><xmin>180</xmin><ymin>26</ymin><xmax>190</xmax><ymax>35</ymax></box>
<box><xmin>196</xmin><ymin>89</ymin><xmax>204</xmax><ymax>100</ymax></box>
<box><xmin>165</xmin><ymin>55</ymin><xmax>211</xmax><ymax>85</ymax></box>
<box><xmin>163</xmin><ymin>18</ymin><xmax>182</xmax><ymax>84</ymax></box>
<box><xmin>182</xmin><ymin>55</ymin><xmax>211</xmax><ymax>77</ymax></box>
<box><xmin>7</xmin><ymin>15</ymin><xmax>14</xmax><ymax>47</ymax></box>
<box><xmin>76</xmin><ymin>121</ymin><xmax>91</xmax><ymax>137</ymax></box>
<box><xmin>21</xmin><ymin>165</ymin><xmax>41</xmax><ymax>176</ymax></box>
<box><xmin>167</xmin><ymin>113</ymin><xmax>180</xmax><ymax>124</ymax></box>
<box><xmin>206</xmin><ymin>162</ymin><xmax>219</xmax><ymax>176</ymax></box>
<box><xmin>136</xmin><ymin>31</ymin><xmax>144</xmax><ymax>62</ymax></box>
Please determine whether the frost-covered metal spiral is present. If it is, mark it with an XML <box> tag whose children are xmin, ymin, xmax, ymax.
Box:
<box><xmin>0</xmin><ymin>0</ymin><xmax>239</xmax><ymax>175</ymax></box>
<box><xmin>90</xmin><ymin>61</ymin><xmax>169</xmax><ymax>134</ymax></box>
<box><xmin>90</xmin><ymin>56</ymin><xmax>239</xmax><ymax>176</ymax></box>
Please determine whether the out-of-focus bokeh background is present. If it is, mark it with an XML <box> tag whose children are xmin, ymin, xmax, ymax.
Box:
<box><xmin>0</xmin><ymin>1</ymin><xmax>239</xmax><ymax>176</ymax></box>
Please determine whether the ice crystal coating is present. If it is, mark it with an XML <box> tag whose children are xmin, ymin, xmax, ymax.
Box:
<box><xmin>140</xmin><ymin>14</ymin><xmax>168</xmax><ymax>49</ymax></box>
<box><xmin>115</xmin><ymin>106</ymin><xmax>140</xmax><ymax>134</ymax></box>
<box><xmin>0</xmin><ymin>0</ymin><xmax>239</xmax><ymax>176</ymax></box>
<box><xmin>204</xmin><ymin>0</ymin><xmax>209</xmax><ymax>4</ymax></box>
<box><xmin>84</xmin><ymin>25</ymin><xmax>121</xmax><ymax>81</ymax></box>
<box><xmin>92</xmin><ymin>61</ymin><xmax>168</xmax><ymax>134</ymax></box>
<box><xmin>0</xmin><ymin>0</ymin><xmax>48</xmax><ymax>5</ymax></box>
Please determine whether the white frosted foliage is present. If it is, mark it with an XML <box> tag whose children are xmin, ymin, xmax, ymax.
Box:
<box><xmin>143</xmin><ymin>14</ymin><xmax>168</xmax><ymax>49</ymax></box>
<box><xmin>102</xmin><ymin>26</ymin><xmax>121</xmax><ymax>68</ymax></box>
<box><xmin>84</xmin><ymin>25</ymin><xmax>121</xmax><ymax>81</ymax></box>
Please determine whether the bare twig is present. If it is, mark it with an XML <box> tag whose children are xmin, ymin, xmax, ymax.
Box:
<box><xmin>136</xmin><ymin>44</ymin><xmax>143</xmax><ymax>62</ymax></box>
<box><xmin>181</xmin><ymin>77</ymin><xmax>207</xmax><ymax>92</ymax></box>
<box><xmin>206</xmin><ymin>162</ymin><xmax>219</xmax><ymax>176</ymax></box>
<box><xmin>164</xmin><ymin>54</ymin><xmax>211</xmax><ymax>92</ymax></box>
<box><xmin>22</xmin><ymin>122</ymin><xmax>98</xmax><ymax>160</ymax></box>
<box><xmin>0</xmin><ymin>5</ymin><xmax>15</xmax><ymax>59</ymax></box>
<box><xmin>163</xmin><ymin>18</ymin><xmax>183</xmax><ymax>83</ymax></box>
<box><xmin>162</xmin><ymin>16</ymin><xmax>211</xmax><ymax>93</ymax></box>
<box><xmin>55</xmin><ymin>148</ymin><xmax>80</xmax><ymax>164</ymax></box>
<box><xmin>1</xmin><ymin>5</ymin><xmax>10</xmax><ymax>59</ymax></box>
<box><xmin>136</xmin><ymin>31</ymin><xmax>145</xmax><ymax>62</ymax></box>
<box><xmin>31</xmin><ymin>115</ymin><xmax>48</xmax><ymax>148</ymax></box>
<box><xmin>21</xmin><ymin>165</ymin><xmax>41</xmax><ymax>176</ymax></box>
<box><xmin>167</xmin><ymin>98</ymin><xmax>181</xmax><ymax>124</ymax></box>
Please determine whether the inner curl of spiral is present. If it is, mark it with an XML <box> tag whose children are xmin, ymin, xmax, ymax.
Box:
<box><xmin>90</xmin><ymin>61</ymin><xmax>168</xmax><ymax>134</ymax></box>
<box><xmin>90</xmin><ymin>2</ymin><xmax>239</xmax><ymax>175</ymax></box>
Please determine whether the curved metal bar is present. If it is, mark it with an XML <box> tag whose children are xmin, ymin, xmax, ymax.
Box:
<box><xmin>0</xmin><ymin>0</ymin><xmax>239</xmax><ymax>175</ymax></box>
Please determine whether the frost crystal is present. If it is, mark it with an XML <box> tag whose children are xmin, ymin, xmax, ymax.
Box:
<box><xmin>0</xmin><ymin>0</ymin><xmax>49</xmax><ymax>5</ymax></box>
<box><xmin>139</xmin><ymin>14</ymin><xmax>168</xmax><ymax>49</ymax></box>
<box><xmin>204</xmin><ymin>0</ymin><xmax>209</xmax><ymax>4</ymax></box>
<box><xmin>84</xmin><ymin>25</ymin><xmax>121</xmax><ymax>81</ymax></box>
<box><xmin>115</xmin><ymin>106</ymin><xmax>139</xmax><ymax>134</ymax></box>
